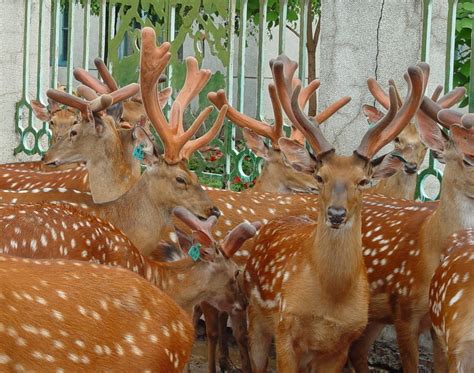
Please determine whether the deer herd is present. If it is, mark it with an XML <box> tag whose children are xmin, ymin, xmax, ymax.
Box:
<box><xmin>0</xmin><ymin>26</ymin><xmax>472</xmax><ymax>373</ymax></box>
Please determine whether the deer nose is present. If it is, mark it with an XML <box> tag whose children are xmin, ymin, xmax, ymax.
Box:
<box><xmin>404</xmin><ymin>162</ymin><xmax>418</xmax><ymax>174</ymax></box>
<box><xmin>209</xmin><ymin>206</ymin><xmax>221</xmax><ymax>218</ymax></box>
<box><xmin>327</xmin><ymin>206</ymin><xmax>347</xmax><ymax>226</ymax></box>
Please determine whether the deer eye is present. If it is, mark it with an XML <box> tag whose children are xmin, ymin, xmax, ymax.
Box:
<box><xmin>358</xmin><ymin>179</ymin><xmax>370</xmax><ymax>188</ymax></box>
<box><xmin>176</xmin><ymin>177</ymin><xmax>187</xmax><ymax>185</ymax></box>
<box><xmin>70</xmin><ymin>130</ymin><xmax>77</xmax><ymax>138</ymax></box>
<box><xmin>315</xmin><ymin>175</ymin><xmax>324</xmax><ymax>183</ymax></box>
<box><xmin>394</xmin><ymin>137</ymin><xmax>400</xmax><ymax>144</ymax></box>
<box><xmin>463</xmin><ymin>159</ymin><xmax>473</xmax><ymax>168</ymax></box>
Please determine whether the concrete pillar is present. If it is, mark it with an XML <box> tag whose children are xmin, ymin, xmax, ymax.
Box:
<box><xmin>319</xmin><ymin>0</ymin><xmax>446</xmax><ymax>155</ymax></box>
<box><xmin>0</xmin><ymin>0</ymin><xmax>51</xmax><ymax>163</ymax></box>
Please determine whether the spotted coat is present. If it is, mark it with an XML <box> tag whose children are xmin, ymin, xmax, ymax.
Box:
<box><xmin>0</xmin><ymin>254</ymin><xmax>193</xmax><ymax>372</ymax></box>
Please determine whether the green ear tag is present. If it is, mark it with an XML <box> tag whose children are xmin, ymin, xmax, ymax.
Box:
<box><xmin>188</xmin><ymin>243</ymin><xmax>202</xmax><ymax>261</ymax></box>
<box><xmin>133</xmin><ymin>143</ymin><xmax>145</xmax><ymax>161</ymax></box>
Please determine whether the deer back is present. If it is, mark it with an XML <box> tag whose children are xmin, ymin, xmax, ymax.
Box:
<box><xmin>0</xmin><ymin>254</ymin><xmax>193</xmax><ymax>372</ymax></box>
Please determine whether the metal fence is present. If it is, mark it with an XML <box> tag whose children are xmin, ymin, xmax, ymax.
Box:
<box><xmin>14</xmin><ymin>0</ymin><xmax>473</xmax><ymax>198</ymax></box>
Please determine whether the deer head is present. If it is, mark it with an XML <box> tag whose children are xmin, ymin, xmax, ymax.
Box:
<box><xmin>207</xmin><ymin>54</ymin><xmax>351</xmax><ymax>194</ymax></box>
<box><xmin>172</xmin><ymin>206</ymin><xmax>260</xmax><ymax>314</ymax></box>
<box><xmin>419</xmin><ymin>96</ymin><xmax>474</xmax><ymax>202</ymax></box>
<box><xmin>31</xmin><ymin>98</ymin><xmax>80</xmax><ymax>143</ymax></box>
<box><xmin>276</xmin><ymin>59</ymin><xmax>424</xmax><ymax>228</ymax></box>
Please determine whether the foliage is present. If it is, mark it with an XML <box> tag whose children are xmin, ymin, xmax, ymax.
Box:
<box><xmin>454</xmin><ymin>0</ymin><xmax>472</xmax><ymax>108</ymax></box>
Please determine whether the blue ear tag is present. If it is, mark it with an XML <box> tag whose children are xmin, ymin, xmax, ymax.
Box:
<box><xmin>188</xmin><ymin>243</ymin><xmax>202</xmax><ymax>261</ymax></box>
<box><xmin>133</xmin><ymin>143</ymin><xmax>145</xmax><ymax>161</ymax></box>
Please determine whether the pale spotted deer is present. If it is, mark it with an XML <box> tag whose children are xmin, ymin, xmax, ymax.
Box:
<box><xmin>429</xmin><ymin>228</ymin><xmax>474</xmax><ymax>373</ymax></box>
<box><xmin>0</xmin><ymin>203</ymin><xmax>258</xmax><ymax>316</ymax></box>
<box><xmin>243</xmin><ymin>61</ymin><xmax>424</xmax><ymax>372</ymax></box>
<box><xmin>348</xmin><ymin>104</ymin><xmax>473</xmax><ymax>373</ymax></box>
<box><xmin>0</xmin><ymin>254</ymin><xmax>194</xmax><ymax>372</ymax></box>
<box><xmin>364</xmin><ymin>74</ymin><xmax>466</xmax><ymax>199</ymax></box>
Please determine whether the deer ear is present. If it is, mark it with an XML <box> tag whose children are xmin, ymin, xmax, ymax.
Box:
<box><xmin>415</xmin><ymin>111</ymin><xmax>446</xmax><ymax>153</ymax></box>
<box><xmin>47</xmin><ymin>98</ymin><xmax>61</xmax><ymax>112</ymax></box>
<box><xmin>451</xmin><ymin>124</ymin><xmax>474</xmax><ymax>159</ymax></box>
<box><xmin>362</xmin><ymin>104</ymin><xmax>384</xmax><ymax>125</ymax></box>
<box><xmin>191</xmin><ymin>231</ymin><xmax>214</xmax><ymax>248</ymax></box>
<box><xmin>242</xmin><ymin>128</ymin><xmax>269</xmax><ymax>160</ymax></box>
<box><xmin>371</xmin><ymin>153</ymin><xmax>406</xmax><ymax>180</ymax></box>
<box><xmin>278</xmin><ymin>138</ymin><xmax>317</xmax><ymax>173</ymax></box>
<box><xmin>132</xmin><ymin>126</ymin><xmax>158</xmax><ymax>165</ymax></box>
<box><xmin>31</xmin><ymin>100</ymin><xmax>51</xmax><ymax>122</ymax></box>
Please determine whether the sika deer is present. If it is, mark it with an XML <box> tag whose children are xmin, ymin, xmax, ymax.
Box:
<box><xmin>0</xmin><ymin>254</ymin><xmax>194</xmax><ymax>372</ymax></box>
<box><xmin>348</xmin><ymin>102</ymin><xmax>473</xmax><ymax>373</ymax></box>
<box><xmin>364</xmin><ymin>74</ymin><xmax>465</xmax><ymax>199</ymax></box>
<box><xmin>0</xmin><ymin>203</ymin><xmax>258</xmax><ymax>316</ymax></box>
<box><xmin>243</xmin><ymin>61</ymin><xmax>424</xmax><ymax>372</ymax></box>
<box><xmin>207</xmin><ymin>56</ymin><xmax>351</xmax><ymax>194</ymax></box>
<box><xmin>429</xmin><ymin>228</ymin><xmax>474</xmax><ymax>373</ymax></box>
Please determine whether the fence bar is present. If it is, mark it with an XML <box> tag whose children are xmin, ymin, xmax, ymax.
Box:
<box><xmin>50</xmin><ymin>0</ymin><xmax>60</xmax><ymax>89</ymax></box>
<box><xmin>107</xmin><ymin>3</ymin><xmax>116</xmax><ymax>70</ymax></box>
<box><xmin>225</xmin><ymin>0</ymin><xmax>237</xmax><ymax>186</ymax></box>
<box><xmin>36</xmin><ymin>0</ymin><xmax>45</xmax><ymax>101</ymax></box>
<box><xmin>237</xmin><ymin>0</ymin><xmax>248</xmax><ymax>113</ymax></box>
<box><xmin>421</xmin><ymin>0</ymin><xmax>432</xmax><ymax>63</ymax></box>
<box><xmin>444</xmin><ymin>0</ymin><xmax>458</xmax><ymax>92</ymax></box>
<box><xmin>470</xmin><ymin>23</ymin><xmax>474</xmax><ymax>112</ymax></box>
<box><xmin>98</xmin><ymin>0</ymin><xmax>107</xmax><ymax>60</ymax></box>
<box><xmin>66</xmin><ymin>2</ymin><xmax>75</xmax><ymax>93</ymax></box>
<box><xmin>256</xmin><ymin>0</ymin><xmax>268</xmax><ymax>120</ymax></box>
<box><xmin>298</xmin><ymin>0</ymin><xmax>309</xmax><ymax>82</ymax></box>
<box><xmin>82</xmin><ymin>0</ymin><xmax>91</xmax><ymax>70</ymax></box>
<box><xmin>21</xmin><ymin>0</ymin><xmax>32</xmax><ymax>99</ymax></box>
<box><xmin>278</xmin><ymin>0</ymin><xmax>288</xmax><ymax>55</ymax></box>
<box><xmin>166</xmin><ymin>3</ymin><xmax>176</xmax><ymax>86</ymax></box>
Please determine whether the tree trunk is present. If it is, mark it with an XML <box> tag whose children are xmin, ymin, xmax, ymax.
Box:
<box><xmin>306</xmin><ymin>9</ymin><xmax>320</xmax><ymax>117</ymax></box>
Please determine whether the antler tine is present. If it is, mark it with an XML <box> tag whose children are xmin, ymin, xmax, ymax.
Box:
<box><xmin>298</xmin><ymin>79</ymin><xmax>320</xmax><ymax>108</ymax></box>
<box><xmin>268</xmin><ymin>83</ymin><xmax>284</xmax><ymax>145</ymax></box>
<box><xmin>89</xmin><ymin>95</ymin><xmax>114</xmax><ymax>113</ymax></box>
<box><xmin>77</xmin><ymin>85</ymin><xmax>99</xmax><ymax>101</ymax></box>
<box><xmin>367</xmin><ymin>78</ymin><xmax>390</xmax><ymax>109</ymax></box>
<box><xmin>220</xmin><ymin>222</ymin><xmax>260</xmax><ymax>258</ymax></box>
<box><xmin>173</xmin><ymin>206</ymin><xmax>217</xmax><ymax>244</ymax></box>
<box><xmin>431</xmin><ymin>85</ymin><xmax>443</xmax><ymax>101</ymax></box>
<box><xmin>170</xmin><ymin>57</ymin><xmax>212</xmax><ymax>135</ymax></box>
<box><xmin>462</xmin><ymin>114</ymin><xmax>474</xmax><ymax>129</ymax></box>
<box><xmin>388</xmin><ymin>79</ymin><xmax>403</xmax><ymax>108</ymax></box>
<box><xmin>180</xmin><ymin>105</ymin><xmax>228</xmax><ymax>160</ymax></box>
<box><xmin>357</xmin><ymin>66</ymin><xmax>424</xmax><ymax>159</ymax></box>
<box><xmin>437</xmin><ymin>87</ymin><xmax>466</xmax><ymax>108</ymax></box>
<box><xmin>47</xmin><ymin>89</ymin><xmax>92</xmax><ymax>120</ymax></box>
<box><xmin>437</xmin><ymin>109</ymin><xmax>464</xmax><ymax>128</ymax></box>
<box><xmin>417</xmin><ymin>61</ymin><xmax>430</xmax><ymax>92</ymax></box>
<box><xmin>315</xmin><ymin>96</ymin><xmax>352</xmax><ymax>124</ymax></box>
<box><xmin>208</xmin><ymin>90</ymin><xmax>281</xmax><ymax>146</ymax></box>
<box><xmin>74</xmin><ymin>68</ymin><xmax>110</xmax><ymax>94</ymax></box>
<box><xmin>140</xmin><ymin>27</ymin><xmax>174</xmax><ymax>160</ymax></box>
<box><xmin>291</xmin><ymin>85</ymin><xmax>334</xmax><ymax>157</ymax></box>
<box><xmin>94</xmin><ymin>58</ymin><xmax>119</xmax><ymax>92</ymax></box>
<box><xmin>109</xmin><ymin>83</ymin><xmax>140</xmax><ymax>104</ymax></box>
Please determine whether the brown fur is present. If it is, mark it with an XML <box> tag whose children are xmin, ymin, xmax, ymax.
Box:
<box><xmin>0</xmin><ymin>253</ymin><xmax>194</xmax><ymax>372</ymax></box>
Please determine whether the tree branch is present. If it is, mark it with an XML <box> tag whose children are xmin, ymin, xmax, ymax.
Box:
<box><xmin>286</xmin><ymin>24</ymin><xmax>300</xmax><ymax>38</ymax></box>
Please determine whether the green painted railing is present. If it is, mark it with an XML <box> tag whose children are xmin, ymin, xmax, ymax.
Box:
<box><xmin>14</xmin><ymin>0</ymin><xmax>472</xmax><ymax>196</ymax></box>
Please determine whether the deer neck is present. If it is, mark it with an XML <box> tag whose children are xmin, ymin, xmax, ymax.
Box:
<box><xmin>86</xmin><ymin>135</ymin><xmax>136</xmax><ymax>204</ymax></box>
<box><xmin>373</xmin><ymin>171</ymin><xmax>416</xmax><ymax>200</ymax></box>
<box><xmin>423</xmin><ymin>163</ymin><xmax>474</xmax><ymax>259</ymax></box>
<box><xmin>313</xmin><ymin>206</ymin><xmax>365</xmax><ymax>299</ymax></box>
<box><xmin>94</xmin><ymin>171</ymin><xmax>171</xmax><ymax>256</ymax></box>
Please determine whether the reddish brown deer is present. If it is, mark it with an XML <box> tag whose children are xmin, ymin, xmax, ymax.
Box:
<box><xmin>364</xmin><ymin>75</ymin><xmax>465</xmax><ymax>199</ymax></box>
<box><xmin>429</xmin><ymin>228</ymin><xmax>474</xmax><ymax>373</ymax></box>
<box><xmin>0</xmin><ymin>203</ymin><xmax>258</xmax><ymax>316</ymax></box>
<box><xmin>243</xmin><ymin>60</ymin><xmax>424</xmax><ymax>372</ymax></box>
<box><xmin>0</xmin><ymin>254</ymin><xmax>194</xmax><ymax>372</ymax></box>
<box><xmin>348</xmin><ymin>104</ymin><xmax>473</xmax><ymax>373</ymax></box>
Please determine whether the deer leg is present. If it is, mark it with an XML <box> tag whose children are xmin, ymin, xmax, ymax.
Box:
<box><xmin>193</xmin><ymin>304</ymin><xmax>203</xmax><ymax>332</ymax></box>
<box><xmin>275</xmin><ymin>318</ymin><xmax>299</xmax><ymax>373</ymax></box>
<box><xmin>348</xmin><ymin>322</ymin><xmax>385</xmax><ymax>373</ymax></box>
<box><xmin>311</xmin><ymin>349</ymin><xmax>350</xmax><ymax>373</ymax></box>
<box><xmin>230</xmin><ymin>310</ymin><xmax>252</xmax><ymax>373</ymax></box>
<box><xmin>248</xmin><ymin>305</ymin><xmax>272</xmax><ymax>373</ymax></box>
<box><xmin>393</xmin><ymin>315</ymin><xmax>420</xmax><ymax>373</ymax></box>
<box><xmin>217</xmin><ymin>312</ymin><xmax>234</xmax><ymax>372</ymax></box>
<box><xmin>202</xmin><ymin>302</ymin><xmax>220</xmax><ymax>373</ymax></box>
<box><xmin>430</xmin><ymin>327</ymin><xmax>448</xmax><ymax>373</ymax></box>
